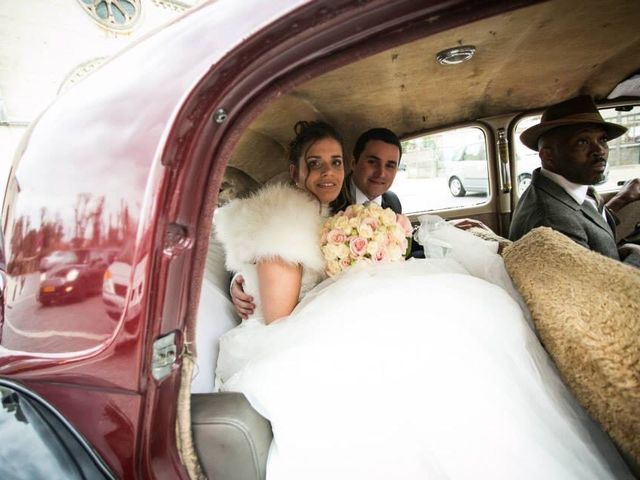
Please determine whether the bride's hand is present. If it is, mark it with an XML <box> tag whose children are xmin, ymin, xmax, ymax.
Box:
<box><xmin>231</xmin><ymin>275</ymin><xmax>255</xmax><ymax>319</ymax></box>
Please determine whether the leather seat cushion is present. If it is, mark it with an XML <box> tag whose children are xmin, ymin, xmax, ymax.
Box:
<box><xmin>191</xmin><ymin>392</ymin><xmax>273</xmax><ymax>480</ymax></box>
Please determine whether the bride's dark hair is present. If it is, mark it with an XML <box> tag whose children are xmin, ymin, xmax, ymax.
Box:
<box><xmin>288</xmin><ymin>120</ymin><xmax>351</xmax><ymax>212</ymax></box>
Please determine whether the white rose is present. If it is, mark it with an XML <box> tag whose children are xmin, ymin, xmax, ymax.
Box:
<box><xmin>366</xmin><ymin>239</ymin><xmax>381</xmax><ymax>256</ymax></box>
<box><xmin>335</xmin><ymin>243</ymin><xmax>351</xmax><ymax>260</ymax></box>
<box><xmin>358</xmin><ymin>222</ymin><xmax>374</xmax><ymax>239</ymax></box>
<box><xmin>349</xmin><ymin>217</ymin><xmax>361</xmax><ymax>229</ymax></box>
<box><xmin>391</xmin><ymin>225</ymin><xmax>406</xmax><ymax>243</ymax></box>
<box><xmin>334</xmin><ymin>215</ymin><xmax>351</xmax><ymax>234</ymax></box>
<box><xmin>322</xmin><ymin>244</ymin><xmax>340</xmax><ymax>261</ymax></box>
<box><xmin>326</xmin><ymin>259</ymin><xmax>342</xmax><ymax>276</ymax></box>
<box><xmin>381</xmin><ymin>208</ymin><xmax>397</xmax><ymax>225</ymax></box>
<box><xmin>346</xmin><ymin>204</ymin><xmax>364</xmax><ymax>217</ymax></box>
<box><xmin>386</xmin><ymin>244</ymin><xmax>403</xmax><ymax>261</ymax></box>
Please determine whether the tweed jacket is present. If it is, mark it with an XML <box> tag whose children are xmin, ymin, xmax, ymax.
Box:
<box><xmin>509</xmin><ymin>168</ymin><xmax>640</xmax><ymax>267</ymax></box>
<box><xmin>348</xmin><ymin>176</ymin><xmax>402</xmax><ymax>213</ymax></box>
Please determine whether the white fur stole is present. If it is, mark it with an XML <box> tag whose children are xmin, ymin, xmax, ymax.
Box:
<box><xmin>214</xmin><ymin>183</ymin><xmax>325</xmax><ymax>274</ymax></box>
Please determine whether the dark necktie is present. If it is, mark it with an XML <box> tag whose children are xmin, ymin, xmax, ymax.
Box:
<box><xmin>586</xmin><ymin>186</ymin><xmax>604</xmax><ymax>214</ymax></box>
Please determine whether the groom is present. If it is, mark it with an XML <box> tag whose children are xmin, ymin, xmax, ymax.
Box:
<box><xmin>348</xmin><ymin>127</ymin><xmax>486</xmax><ymax>231</ymax></box>
<box><xmin>348</xmin><ymin>127</ymin><xmax>403</xmax><ymax>213</ymax></box>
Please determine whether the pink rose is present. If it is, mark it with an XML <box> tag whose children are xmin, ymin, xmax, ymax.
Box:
<box><xmin>373</xmin><ymin>247</ymin><xmax>386</xmax><ymax>263</ymax></box>
<box><xmin>362</xmin><ymin>216</ymin><xmax>379</xmax><ymax>232</ymax></box>
<box><xmin>396</xmin><ymin>214</ymin><xmax>413</xmax><ymax>237</ymax></box>
<box><xmin>340</xmin><ymin>257</ymin><xmax>352</xmax><ymax>269</ymax></box>
<box><xmin>349</xmin><ymin>236</ymin><xmax>368</xmax><ymax>257</ymax></box>
<box><xmin>327</xmin><ymin>229</ymin><xmax>347</xmax><ymax>244</ymax></box>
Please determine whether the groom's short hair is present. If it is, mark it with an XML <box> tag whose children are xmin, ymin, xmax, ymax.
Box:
<box><xmin>352</xmin><ymin>128</ymin><xmax>403</xmax><ymax>163</ymax></box>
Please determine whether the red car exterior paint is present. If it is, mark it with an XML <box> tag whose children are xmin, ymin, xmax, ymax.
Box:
<box><xmin>0</xmin><ymin>0</ymin><xmax>538</xmax><ymax>477</ymax></box>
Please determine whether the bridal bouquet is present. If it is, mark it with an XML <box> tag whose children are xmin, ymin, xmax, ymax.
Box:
<box><xmin>320</xmin><ymin>203</ymin><xmax>413</xmax><ymax>277</ymax></box>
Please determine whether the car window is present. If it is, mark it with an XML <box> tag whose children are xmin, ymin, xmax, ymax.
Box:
<box><xmin>511</xmin><ymin>116</ymin><xmax>542</xmax><ymax>196</ymax></box>
<box><xmin>0</xmin><ymin>384</ymin><xmax>113</xmax><ymax>479</ymax></box>
<box><xmin>600</xmin><ymin>105</ymin><xmax>640</xmax><ymax>189</ymax></box>
<box><xmin>512</xmin><ymin>105</ymin><xmax>640</xmax><ymax>195</ymax></box>
<box><xmin>395</xmin><ymin>126</ymin><xmax>490</xmax><ymax>214</ymax></box>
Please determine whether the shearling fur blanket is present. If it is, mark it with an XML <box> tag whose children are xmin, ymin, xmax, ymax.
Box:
<box><xmin>503</xmin><ymin>227</ymin><xmax>640</xmax><ymax>465</ymax></box>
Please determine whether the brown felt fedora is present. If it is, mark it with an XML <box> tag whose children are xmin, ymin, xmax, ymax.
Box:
<box><xmin>520</xmin><ymin>95</ymin><xmax>627</xmax><ymax>151</ymax></box>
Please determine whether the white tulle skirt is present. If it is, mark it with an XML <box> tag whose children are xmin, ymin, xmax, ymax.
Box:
<box><xmin>215</xmin><ymin>231</ymin><xmax>632</xmax><ymax>480</ymax></box>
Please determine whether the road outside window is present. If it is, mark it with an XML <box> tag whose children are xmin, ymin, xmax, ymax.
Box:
<box><xmin>395</xmin><ymin>126</ymin><xmax>490</xmax><ymax>214</ymax></box>
<box><xmin>513</xmin><ymin>105</ymin><xmax>640</xmax><ymax>195</ymax></box>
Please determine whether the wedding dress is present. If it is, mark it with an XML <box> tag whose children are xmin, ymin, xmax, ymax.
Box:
<box><xmin>214</xmin><ymin>188</ymin><xmax>633</xmax><ymax>480</ymax></box>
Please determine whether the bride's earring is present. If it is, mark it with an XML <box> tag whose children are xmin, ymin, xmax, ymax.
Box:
<box><xmin>291</xmin><ymin>175</ymin><xmax>302</xmax><ymax>189</ymax></box>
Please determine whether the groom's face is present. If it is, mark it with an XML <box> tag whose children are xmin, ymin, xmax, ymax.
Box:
<box><xmin>351</xmin><ymin>140</ymin><xmax>400</xmax><ymax>200</ymax></box>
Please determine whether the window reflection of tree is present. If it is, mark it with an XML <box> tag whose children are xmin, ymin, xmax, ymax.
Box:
<box><xmin>7</xmin><ymin>194</ymin><xmax>136</xmax><ymax>276</ymax></box>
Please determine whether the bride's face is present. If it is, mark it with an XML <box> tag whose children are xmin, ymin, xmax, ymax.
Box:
<box><xmin>292</xmin><ymin>137</ymin><xmax>345</xmax><ymax>204</ymax></box>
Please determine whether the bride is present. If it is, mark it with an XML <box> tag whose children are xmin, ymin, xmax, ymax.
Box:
<box><xmin>213</xmin><ymin>122</ymin><xmax>633</xmax><ymax>479</ymax></box>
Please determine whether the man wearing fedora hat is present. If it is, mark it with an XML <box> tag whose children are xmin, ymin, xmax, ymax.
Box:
<box><xmin>509</xmin><ymin>95</ymin><xmax>640</xmax><ymax>266</ymax></box>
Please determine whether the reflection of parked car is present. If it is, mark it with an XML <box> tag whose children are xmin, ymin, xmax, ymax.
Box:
<box><xmin>447</xmin><ymin>147</ymin><xmax>539</xmax><ymax>197</ymax></box>
<box><xmin>102</xmin><ymin>256</ymin><xmax>146</xmax><ymax>320</ymax></box>
<box><xmin>39</xmin><ymin>250</ymin><xmax>79</xmax><ymax>272</ymax></box>
<box><xmin>38</xmin><ymin>249</ymin><xmax>115</xmax><ymax>306</ymax></box>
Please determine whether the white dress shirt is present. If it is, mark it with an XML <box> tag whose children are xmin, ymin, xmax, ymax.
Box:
<box><xmin>351</xmin><ymin>179</ymin><xmax>382</xmax><ymax>206</ymax></box>
<box><xmin>539</xmin><ymin>168</ymin><xmax>606</xmax><ymax>220</ymax></box>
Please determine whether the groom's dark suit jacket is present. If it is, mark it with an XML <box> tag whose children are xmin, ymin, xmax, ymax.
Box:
<box><xmin>347</xmin><ymin>176</ymin><xmax>402</xmax><ymax>213</ymax></box>
<box><xmin>509</xmin><ymin>168</ymin><xmax>640</xmax><ymax>267</ymax></box>
<box><xmin>381</xmin><ymin>191</ymin><xmax>402</xmax><ymax>214</ymax></box>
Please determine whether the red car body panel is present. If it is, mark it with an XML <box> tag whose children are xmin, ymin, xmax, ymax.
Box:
<box><xmin>0</xmin><ymin>0</ymin><xmax>538</xmax><ymax>477</ymax></box>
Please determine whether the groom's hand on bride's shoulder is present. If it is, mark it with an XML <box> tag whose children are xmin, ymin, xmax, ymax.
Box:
<box><xmin>231</xmin><ymin>275</ymin><xmax>255</xmax><ymax>319</ymax></box>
